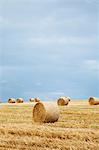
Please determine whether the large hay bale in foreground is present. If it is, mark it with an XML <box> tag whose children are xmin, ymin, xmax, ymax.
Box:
<box><xmin>16</xmin><ymin>98</ymin><xmax>24</xmax><ymax>103</ymax></box>
<box><xmin>8</xmin><ymin>98</ymin><xmax>16</xmax><ymax>103</ymax></box>
<box><xmin>33</xmin><ymin>102</ymin><xmax>59</xmax><ymax>123</ymax></box>
<box><xmin>57</xmin><ymin>96</ymin><xmax>70</xmax><ymax>106</ymax></box>
<box><xmin>88</xmin><ymin>97</ymin><xmax>99</xmax><ymax>105</ymax></box>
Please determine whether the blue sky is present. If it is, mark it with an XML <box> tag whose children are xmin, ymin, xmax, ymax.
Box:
<box><xmin>0</xmin><ymin>0</ymin><xmax>99</xmax><ymax>101</ymax></box>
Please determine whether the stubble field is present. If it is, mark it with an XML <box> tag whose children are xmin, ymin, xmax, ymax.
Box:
<box><xmin>0</xmin><ymin>100</ymin><xmax>99</xmax><ymax>150</ymax></box>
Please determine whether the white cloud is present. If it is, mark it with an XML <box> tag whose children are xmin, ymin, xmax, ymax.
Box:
<box><xmin>23</xmin><ymin>91</ymin><xmax>65</xmax><ymax>100</ymax></box>
<box><xmin>0</xmin><ymin>66</ymin><xmax>3</xmax><ymax>76</ymax></box>
<box><xmin>85</xmin><ymin>0</ymin><xmax>98</xmax><ymax>3</ymax></box>
<box><xmin>29</xmin><ymin>36</ymin><xmax>96</xmax><ymax>45</ymax></box>
<box><xmin>2</xmin><ymin>0</ymin><xmax>57</xmax><ymax>3</ymax></box>
<box><xmin>35</xmin><ymin>82</ymin><xmax>42</xmax><ymax>86</ymax></box>
<box><xmin>82</xmin><ymin>59</ymin><xmax>99</xmax><ymax>71</ymax></box>
<box><xmin>50</xmin><ymin>91</ymin><xmax>65</xmax><ymax>96</ymax></box>
<box><xmin>0</xmin><ymin>80</ymin><xmax>8</xmax><ymax>84</ymax></box>
<box><xmin>0</xmin><ymin>16</ymin><xmax>3</xmax><ymax>23</ymax></box>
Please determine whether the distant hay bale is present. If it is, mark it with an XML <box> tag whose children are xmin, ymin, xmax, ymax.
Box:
<box><xmin>88</xmin><ymin>97</ymin><xmax>99</xmax><ymax>105</ymax></box>
<box><xmin>33</xmin><ymin>102</ymin><xmax>59</xmax><ymax>123</ymax></box>
<box><xmin>34</xmin><ymin>97</ymin><xmax>41</xmax><ymax>102</ymax></box>
<box><xmin>8</xmin><ymin>98</ymin><xmax>16</xmax><ymax>103</ymax></box>
<box><xmin>29</xmin><ymin>97</ymin><xmax>41</xmax><ymax>102</ymax></box>
<box><xmin>29</xmin><ymin>98</ymin><xmax>35</xmax><ymax>102</ymax></box>
<box><xmin>57</xmin><ymin>96</ymin><xmax>71</xmax><ymax>106</ymax></box>
<box><xmin>16</xmin><ymin>98</ymin><xmax>24</xmax><ymax>103</ymax></box>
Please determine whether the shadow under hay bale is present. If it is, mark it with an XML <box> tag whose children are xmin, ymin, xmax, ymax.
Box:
<box><xmin>88</xmin><ymin>97</ymin><xmax>99</xmax><ymax>105</ymax></box>
<box><xmin>33</xmin><ymin>102</ymin><xmax>59</xmax><ymax>123</ymax></box>
<box><xmin>8</xmin><ymin>98</ymin><xmax>16</xmax><ymax>103</ymax></box>
<box><xmin>57</xmin><ymin>96</ymin><xmax>71</xmax><ymax>106</ymax></box>
<box><xmin>16</xmin><ymin>98</ymin><xmax>24</xmax><ymax>103</ymax></box>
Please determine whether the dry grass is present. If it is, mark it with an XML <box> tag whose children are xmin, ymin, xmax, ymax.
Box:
<box><xmin>0</xmin><ymin>100</ymin><xmax>99</xmax><ymax>150</ymax></box>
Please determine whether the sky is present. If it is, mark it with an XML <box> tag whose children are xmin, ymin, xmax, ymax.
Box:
<box><xmin>0</xmin><ymin>0</ymin><xmax>99</xmax><ymax>101</ymax></box>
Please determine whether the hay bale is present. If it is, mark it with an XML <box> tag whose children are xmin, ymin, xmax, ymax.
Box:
<box><xmin>57</xmin><ymin>96</ymin><xmax>70</xmax><ymax>106</ymax></box>
<box><xmin>33</xmin><ymin>102</ymin><xmax>59</xmax><ymax>123</ymax></box>
<box><xmin>34</xmin><ymin>97</ymin><xmax>41</xmax><ymax>102</ymax></box>
<box><xmin>29</xmin><ymin>98</ymin><xmax>35</xmax><ymax>102</ymax></box>
<box><xmin>16</xmin><ymin>98</ymin><xmax>24</xmax><ymax>103</ymax></box>
<box><xmin>8</xmin><ymin>98</ymin><xmax>16</xmax><ymax>103</ymax></box>
<box><xmin>88</xmin><ymin>97</ymin><xmax>99</xmax><ymax>105</ymax></box>
<box><xmin>29</xmin><ymin>97</ymin><xmax>41</xmax><ymax>102</ymax></box>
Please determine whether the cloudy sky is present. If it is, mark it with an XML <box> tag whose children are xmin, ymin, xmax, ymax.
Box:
<box><xmin>0</xmin><ymin>0</ymin><xmax>99</xmax><ymax>101</ymax></box>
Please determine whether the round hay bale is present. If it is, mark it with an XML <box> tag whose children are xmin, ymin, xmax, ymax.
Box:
<box><xmin>67</xmin><ymin>97</ymin><xmax>71</xmax><ymax>102</ymax></box>
<box><xmin>33</xmin><ymin>102</ymin><xmax>59</xmax><ymax>123</ymax></box>
<box><xmin>34</xmin><ymin>97</ymin><xmax>41</xmax><ymax>102</ymax></box>
<box><xmin>29</xmin><ymin>97</ymin><xmax>41</xmax><ymax>102</ymax></box>
<box><xmin>16</xmin><ymin>98</ymin><xmax>24</xmax><ymax>103</ymax></box>
<box><xmin>8</xmin><ymin>98</ymin><xmax>16</xmax><ymax>103</ymax></box>
<box><xmin>57</xmin><ymin>96</ymin><xmax>70</xmax><ymax>106</ymax></box>
<box><xmin>29</xmin><ymin>98</ymin><xmax>35</xmax><ymax>102</ymax></box>
<box><xmin>88</xmin><ymin>97</ymin><xmax>99</xmax><ymax>105</ymax></box>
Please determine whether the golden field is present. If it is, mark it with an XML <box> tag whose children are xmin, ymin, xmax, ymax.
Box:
<box><xmin>0</xmin><ymin>100</ymin><xmax>99</xmax><ymax>150</ymax></box>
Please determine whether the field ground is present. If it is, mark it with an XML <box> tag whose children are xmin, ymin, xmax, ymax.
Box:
<box><xmin>0</xmin><ymin>100</ymin><xmax>99</xmax><ymax>150</ymax></box>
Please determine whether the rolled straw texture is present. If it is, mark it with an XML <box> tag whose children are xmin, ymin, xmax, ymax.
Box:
<box><xmin>57</xmin><ymin>96</ymin><xmax>70</xmax><ymax>106</ymax></box>
<box><xmin>88</xmin><ymin>97</ymin><xmax>99</xmax><ymax>105</ymax></box>
<box><xmin>33</xmin><ymin>102</ymin><xmax>59</xmax><ymax>123</ymax></box>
